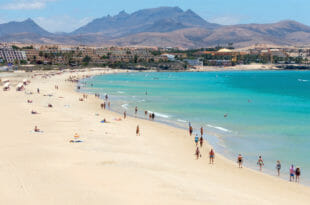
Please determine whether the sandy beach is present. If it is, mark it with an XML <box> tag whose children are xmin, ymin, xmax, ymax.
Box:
<box><xmin>1</xmin><ymin>68</ymin><xmax>310</xmax><ymax>205</ymax></box>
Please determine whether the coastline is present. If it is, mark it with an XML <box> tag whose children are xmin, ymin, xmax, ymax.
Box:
<box><xmin>79</xmin><ymin>70</ymin><xmax>310</xmax><ymax>185</ymax></box>
<box><xmin>1</xmin><ymin>68</ymin><xmax>310</xmax><ymax>204</ymax></box>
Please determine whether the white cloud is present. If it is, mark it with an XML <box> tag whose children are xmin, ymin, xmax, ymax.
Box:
<box><xmin>1</xmin><ymin>0</ymin><xmax>56</xmax><ymax>10</ymax></box>
<box><xmin>34</xmin><ymin>16</ymin><xmax>93</xmax><ymax>33</ymax></box>
<box><xmin>209</xmin><ymin>15</ymin><xmax>245</xmax><ymax>25</ymax></box>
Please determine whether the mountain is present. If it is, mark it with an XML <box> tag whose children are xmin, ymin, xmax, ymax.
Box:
<box><xmin>0</xmin><ymin>18</ymin><xmax>51</xmax><ymax>37</ymax></box>
<box><xmin>1</xmin><ymin>7</ymin><xmax>310</xmax><ymax>48</ymax></box>
<box><xmin>72</xmin><ymin>7</ymin><xmax>219</xmax><ymax>37</ymax></box>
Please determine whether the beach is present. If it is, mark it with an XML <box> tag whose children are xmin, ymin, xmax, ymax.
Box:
<box><xmin>1</xmin><ymin>68</ymin><xmax>310</xmax><ymax>205</ymax></box>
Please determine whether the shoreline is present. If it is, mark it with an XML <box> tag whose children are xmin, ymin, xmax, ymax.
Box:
<box><xmin>1</xmin><ymin>68</ymin><xmax>310</xmax><ymax>204</ymax></box>
<box><xmin>78</xmin><ymin>70</ymin><xmax>308</xmax><ymax>186</ymax></box>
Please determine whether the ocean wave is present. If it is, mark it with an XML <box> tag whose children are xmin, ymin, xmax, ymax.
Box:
<box><xmin>177</xmin><ymin>119</ymin><xmax>187</xmax><ymax>123</ymax></box>
<box><xmin>148</xmin><ymin>111</ymin><xmax>170</xmax><ymax>119</ymax></box>
<box><xmin>207</xmin><ymin>124</ymin><xmax>231</xmax><ymax>133</ymax></box>
<box><xmin>117</xmin><ymin>91</ymin><xmax>125</xmax><ymax>94</ymax></box>
<box><xmin>298</xmin><ymin>79</ymin><xmax>309</xmax><ymax>82</ymax></box>
<box><xmin>121</xmin><ymin>104</ymin><xmax>129</xmax><ymax>109</ymax></box>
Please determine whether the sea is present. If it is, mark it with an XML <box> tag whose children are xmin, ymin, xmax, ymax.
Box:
<box><xmin>80</xmin><ymin>70</ymin><xmax>310</xmax><ymax>184</ymax></box>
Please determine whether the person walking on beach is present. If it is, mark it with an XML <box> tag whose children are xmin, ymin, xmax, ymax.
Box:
<box><xmin>295</xmin><ymin>167</ymin><xmax>301</xmax><ymax>183</ymax></box>
<box><xmin>276</xmin><ymin>160</ymin><xmax>281</xmax><ymax>176</ymax></box>
<box><xmin>100</xmin><ymin>103</ymin><xmax>104</xmax><ymax>109</ymax></box>
<box><xmin>237</xmin><ymin>154</ymin><xmax>243</xmax><ymax>168</ymax></box>
<box><xmin>189</xmin><ymin>125</ymin><xmax>193</xmax><ymax>136</ymax></box>
<box><xmin>200</xmin><ymin>126</ymin><xmax>204</xmax><ymax>137</ymax></box>
<box><xmin>195</xmin><ymin>147</ymin><xmax>201</xmax><ymax>160</ymax></box>
<box><xmin>135</xmin><ymin>106</ymin><xmax>138</xmax><ymax>116</ymax></box>
<box><xmin>257</xmin><ymin>156</ymin><xmax>264</xmax><ymax>171</ymax></box>
<box><xmin>194</xmin><ymin>134</ymin><xmax>199</xmax><ymax>146</ymax></box>
<box><xmin>136</xmin><ymin>125</ymin><xmax>140</xmax><ymax>136</ymax></box>
<box><xmin>290</xmin><ymin>165</ymin><xmax>295</xmax><ymax>182</ymax></box>
<box><xmin>209</xmin><ymin>149</ymin><xmax>215</xmax><ymax>164</ymax></box>
<box><xmin>37</xmin><ymin>88</ymin><xmax>40</xmax><ymax>94</ymax></box>
<box><xmin>123</xmin><ymin>111</ymin><xmax>127</xmax><ymax>119</ymax></box>
<box><xmin>199</xmin><ymin>136</ymin><xmax>203</xmax><ymax>147</ymax></box>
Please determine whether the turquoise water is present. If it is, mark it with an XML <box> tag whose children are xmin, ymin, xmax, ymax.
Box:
<box><xmin>80</xmin><ymin>71</ymin><xmax>310</xmax><ymax>184</ymax></box>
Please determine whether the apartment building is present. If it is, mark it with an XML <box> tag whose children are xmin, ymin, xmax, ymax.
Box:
<box><xmin>0</xmin><ymin>48</ymin><xmax>27</xmax><ymax>63</ymax></box>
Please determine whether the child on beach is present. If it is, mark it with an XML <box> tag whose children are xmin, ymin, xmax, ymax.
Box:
<box><xmin>194</xmin><ymin>134</ymin><xmax>199</xmax><ymax>146</ymax></box>
<box><xmin>276</xmin><ymin>160</ymin><xmax>281</xmax><ymax>176</ymax></box>
<box><xmin>237</xmin><ymin>154</ymin><xmax>243</xmax><ymax>168</ymax></box>
<box><xmin>290</xmin><ymin>165</ymin><xmax>295</xmax><ymax>182</ymax></box>
<box><xmin>209</xmin><ymin>149</ymin><xmax>215</xmax><ymax>164</ymax></box>
<box><xmin>257</xmin><ymin>156</ymin><xmax>264</xmax><ymax>171</ymax></box>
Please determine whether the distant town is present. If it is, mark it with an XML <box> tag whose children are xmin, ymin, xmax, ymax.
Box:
<box><xmin>0</xmin><ymin>42</ymin><xmax>309</xmax><ymax>71</ymax></box>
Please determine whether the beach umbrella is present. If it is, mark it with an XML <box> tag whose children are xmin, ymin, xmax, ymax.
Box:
<box><xmin>17</xmin><ymin>83</ymin><xmax>23</xmax><ymax>88</ymax></box>
<box><xmin>4</xmin><ymin>82</ymin><xmax>10</xmax><ymax>88</ymax></box>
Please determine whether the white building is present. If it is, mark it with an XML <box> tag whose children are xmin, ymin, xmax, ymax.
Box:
<box><xmin>0</xmin><ymin>48</ymin><xmax>27</xmax><ymax>63</ymax></box>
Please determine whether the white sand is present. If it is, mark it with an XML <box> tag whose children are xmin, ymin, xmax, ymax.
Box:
<box><xmin>0</xmin><ymin>68</ymin><xmax>309</xmax><ymax>205</ymax></box>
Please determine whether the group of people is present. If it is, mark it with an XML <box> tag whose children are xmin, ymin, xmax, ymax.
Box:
<box><xmin>100</xmin><ymin>101</ymin><xmax>111</xmax><ymax>110</ymax></box>
<box><xmin>191</xmin><ymin>124</ymin><xmax>301</xmax><ymax>182</ymax></box>
<box><xmin>193</xmin><ymin>126</ymin><xmax>215</xmax><ymax>164</ymax></box>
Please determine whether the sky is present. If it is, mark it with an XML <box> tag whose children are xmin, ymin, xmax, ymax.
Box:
<box><xmin>0</xmin><ymin>0</ymin><xmax>309</xmax><ymax>33</ymax></box>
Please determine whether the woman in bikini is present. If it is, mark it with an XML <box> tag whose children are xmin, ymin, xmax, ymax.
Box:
<box><xmin>257</xmin><ymin>156</ymin><xmax>264</xmax><ymax>171</ymax></box>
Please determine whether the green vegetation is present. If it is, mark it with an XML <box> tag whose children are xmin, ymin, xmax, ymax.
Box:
<box><xmin>12</xmin><ymin>45</ymin><xmax>20</xmax><ymax>50</ymax></box>
<box><xmin>82</xmin><ymin>55</ymin><xmax>92</xmax><ymax>65</ymax></box>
